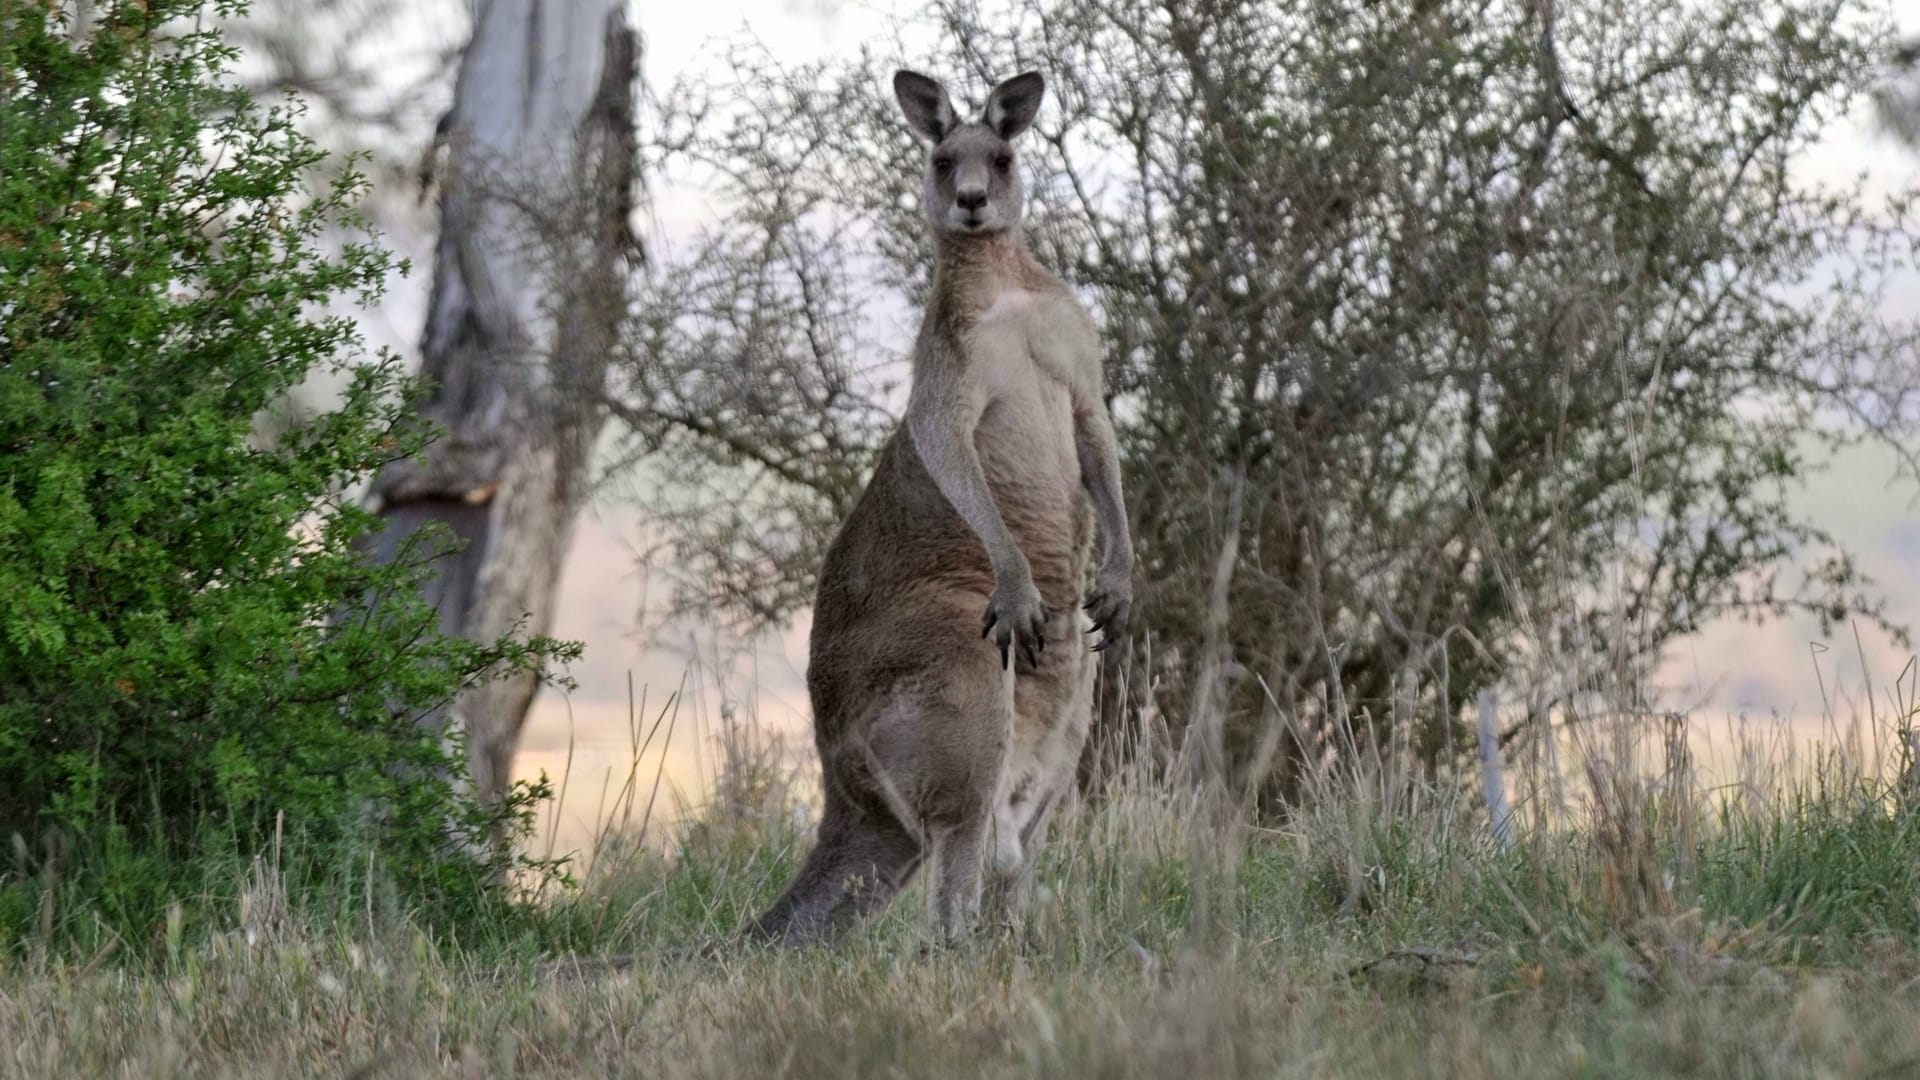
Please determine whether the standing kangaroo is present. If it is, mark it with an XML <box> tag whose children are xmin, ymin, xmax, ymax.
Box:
<box><xmin>751</xmin><ymin>69</ymin><xmax>1133</xmax><ymax>945</ymax></box>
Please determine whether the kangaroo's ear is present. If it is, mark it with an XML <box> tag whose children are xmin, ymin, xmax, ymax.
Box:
<box><xmin>983</xmin><ymin>71</ymin><xmax>1044</xmax><ymax>140</ymax></box>
<box><xmin>893</xmin><ymin>70</ymin><xmax>958</xmax><ymax>142</ymax></box>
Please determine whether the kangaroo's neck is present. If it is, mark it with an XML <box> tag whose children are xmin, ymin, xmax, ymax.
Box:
<box><xmin>930</xmin><ymin>229</ymin><xmax>1046</xmax><ymax>320</ymax></box>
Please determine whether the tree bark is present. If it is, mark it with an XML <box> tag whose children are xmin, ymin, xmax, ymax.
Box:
<box><xmin>363</xmin><ymin>0</ymin><xmax>639</xmax><ymax>802</ymax></box>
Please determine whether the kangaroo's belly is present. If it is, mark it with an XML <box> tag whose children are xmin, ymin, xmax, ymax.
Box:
<box><xmin>978</xmin><ymin>385</ymin><xmax>1081</xmax><ymax>557</ymax></box>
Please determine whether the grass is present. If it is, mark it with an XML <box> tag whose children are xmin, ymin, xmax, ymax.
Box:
<box><xmin>5</xmin><ymin>695</ymin><xmax>1920</xmax><ymax>1078</ymax></box>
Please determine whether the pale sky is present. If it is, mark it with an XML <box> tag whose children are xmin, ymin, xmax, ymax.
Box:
<box><xmin>311</xmin><ymin>1</ymin><xmax>1920</xmax><ymax>855</ymax></box>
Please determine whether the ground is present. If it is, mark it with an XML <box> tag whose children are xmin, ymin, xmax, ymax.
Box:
<box><xmin>6</xmin><ymin>719</ymin><xmax>1919</xmax><ymax>1078</ymax></box>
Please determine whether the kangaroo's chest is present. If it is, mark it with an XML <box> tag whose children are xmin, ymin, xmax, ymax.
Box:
<box><xmin>969</xmin><ymin>287</ymin><xmax>1084</xmax><ymax>393</ymax></box>
<box><xmin>966</xmin><ymin>288</ymin><xmax>1086</xmax><ymax>476</ymax></box>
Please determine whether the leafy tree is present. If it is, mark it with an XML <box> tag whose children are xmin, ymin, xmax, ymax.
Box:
<box><xmin>0</xmin><ymin>0</ymin><xmax>563</xmax><ymax>949</ymax></box>
<box><xmin>622</xmin><ymin>0</ymin><xmax>1920</xmax><ymax>804</ymax></box>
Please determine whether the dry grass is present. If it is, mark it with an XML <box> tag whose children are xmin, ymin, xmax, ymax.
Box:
<box><xmin>5</xmin><ymin>685</ymin><xmax>1920</xmax><ymax>1078</ymax></box>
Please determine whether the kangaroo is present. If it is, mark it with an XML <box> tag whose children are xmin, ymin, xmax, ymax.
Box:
<box><xmin>751</xmin><ymin>69</ymin><xmax>1133</xmax><ymax>945</ymax></box>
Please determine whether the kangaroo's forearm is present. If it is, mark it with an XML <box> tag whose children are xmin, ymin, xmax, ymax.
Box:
<box><xmin>1075</xmin><ymin>406</ymin><xmax>1132</xmax><ymax>575</ymax></box>
<box><xmin>909</xmin><ymin>410</ymin><xmax>1031</xmax><ymax>583</ymax></box>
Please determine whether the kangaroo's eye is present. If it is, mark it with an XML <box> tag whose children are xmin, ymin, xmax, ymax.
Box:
<box><xmin>994</xmin><ymin>154</ymin><xmax>1014</xmax><ymax>172</ymax></box>
<box><xmin>933</xmin><ymin>157</ymin><xmax>954</xmax><ymax>176</ymax></box>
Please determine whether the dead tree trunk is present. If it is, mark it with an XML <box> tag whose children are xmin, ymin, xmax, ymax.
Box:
<box><xmin>363</xmin><ymin>0</ymin><xmax>639</xmax><ymax>802</ymax></box>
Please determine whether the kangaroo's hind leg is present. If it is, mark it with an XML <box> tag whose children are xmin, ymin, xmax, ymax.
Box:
<box><xmin>749</xmin><ymin>782</ymin><xmax>923</xmax><ymax>946</ymax></box>
<box><xmin>985</xmin><ymin>642</ymin><xmax>1093</xmax><ymax>929</ymax></box>
<box><xmin>983</xmin><ymin>781</ymin><xmax>1061</xmax><ymax>929</ymax></box>
<box><xmin>863</xmin><ymin>663</ymin><xmax>1013</xmax><ymax>944</ymax></box>
<box><xmin>924</xmin><ymin>805</ymin><xmax>994</xmax><ymax>943</ymax></box>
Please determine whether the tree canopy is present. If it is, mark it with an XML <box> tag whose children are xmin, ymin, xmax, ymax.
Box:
<box><xmin>620</xmin><ymin>0</ymin><xmax>1920</xmax><ymax>800</ymax></box>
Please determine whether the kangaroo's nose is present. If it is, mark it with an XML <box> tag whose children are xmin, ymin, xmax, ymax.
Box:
<box><xmin>956</xmin><ymin>188</ymin><xmax>987</xmax><ymax>211</ymax></box>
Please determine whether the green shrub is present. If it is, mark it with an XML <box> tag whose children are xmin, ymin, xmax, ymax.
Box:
<box><xmin>0</xmin><ymin>0</ymin><xmax>562</xmax><ymax>952</ymax></box>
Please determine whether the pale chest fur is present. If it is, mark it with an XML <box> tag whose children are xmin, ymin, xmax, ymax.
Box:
<box><xmin>963</xmin><ymin>287</ymin><xmax>1100</xmax><ymax>864</ymax></box>
<box><xmin>963</xmin><ymin>285</ymin><xmax>1093</xmax><ymax>485</ymax></box>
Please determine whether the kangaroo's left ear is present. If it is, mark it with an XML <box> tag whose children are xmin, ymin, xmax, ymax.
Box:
<box><xmin>983</xmin><ymin>71</ymin><xmax>1044</xmax><ymax>140</ymax></box>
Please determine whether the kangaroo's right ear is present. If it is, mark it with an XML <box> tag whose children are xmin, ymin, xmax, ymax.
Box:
<box><xmin>893</xmin><ymin>70</ymin><xmax>958</xmax><ymax>142</ymax></box>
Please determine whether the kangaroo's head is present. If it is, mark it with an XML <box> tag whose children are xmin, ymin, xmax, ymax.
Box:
<box><xmin>893</xmin><ymin>69</ymin><xmax>1044</xmax><ymax>238</ymax></box>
